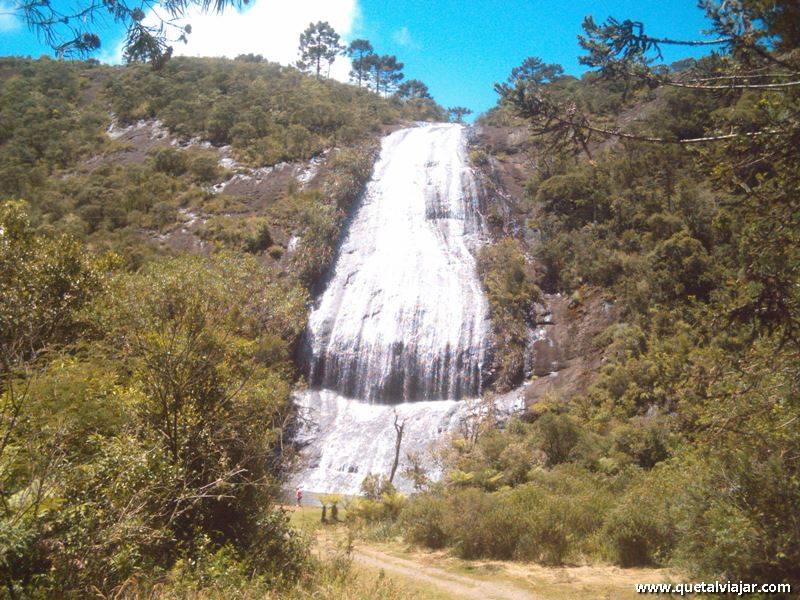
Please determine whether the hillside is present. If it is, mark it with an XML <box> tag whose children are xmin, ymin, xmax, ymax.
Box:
<box><xmin>0</xmin><ymin>56</ymin><xmax>444</xmax><ymax>267</ymax></box>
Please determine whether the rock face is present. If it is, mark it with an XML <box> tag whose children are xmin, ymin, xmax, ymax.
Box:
<box><xmin>305</xmin><ymin>123</ymin><xmax>490</xmax><ymax>403</ymax></box>
<box><xmin>522</xmin><ymin>291</ymin><xmax>617</xmax><ymax>406</ymax></box>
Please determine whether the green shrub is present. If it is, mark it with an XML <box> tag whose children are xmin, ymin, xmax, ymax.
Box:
<box><xmin>441</xmin><ymin>487</ymin><xmax>500</xmax><ymax>559</ymax></box>
<box><xmin>611</xmin><ymin>417</ymin><xmax>671</xmax><ymax>469</ymax></box>
<box><xmin>199</xmin><ymin>215</ymin><xmax>273</xmax><ymax>253</ymax></box>
<box><xmin>402</xmin><ymin>467</ymin><xmax>613</xmax><ymax>564</ymax></box>
<box><xmin>151</xmin><ymin>147</ymin><xmax>188</xmax><ymax>176</ymax></box>
<box><xmin>534</xmin><ymin>166</ymin><xmax>611</xmax><ymax>228</ymax></box>
<box><xmin>676</xmin><ymin>447</ymin><xmax>800</xmax><ymax>583</ymax></box>
<box><xmin>477</xmin><ymin>238</ymin><xmax>540</xmax><ymax>390</ymax></box>
<box><xmin>360</xmin><ymin>473</ymin><xmax>396</xmax><ymax>501</ymax></box>
<box><xmin>476</xmin><ymin>495</ymin><xmax>527</xmax><ymax>559</ymax></box>
<box><xmin>470</xmin><ymin>149</ymin><xmax>490</xmax><ymax>167</ymax></box>
<box><xmin>533</xmin><ymin>412</ymin><xmax>583</xmax><ymax>467</ymax></box>
<box><xmin>649</xmin><ymin>230</ymin><xmax>715</xmax><ymax>302</ymax></box>
<box><xmin>603</xmin><ymin>469</ymin><xmax>677</xmax><ymax>567</ymax></box>
<box><xmin>190</xmin><ymin>152</ymin><xmax>222</xmax><ymax>182</ymax></box>
<box><xmin>514</xmin><ymin>468</ymin><xmax>613</xmax><ymax>564</ymax></box>
<box><xmin>348</xmin><ymin>474</ymin><xmax>406</xmax><ymax>539</ymax></box>
<box><xmin>401</xmin><ymin>494</ymin><xmax>449</xmax><ymax>549</ymax></box>
<box><xmin>348</xmin><ymin>486</ymin><xmax>406</xmax><ymax>542</ymax></box>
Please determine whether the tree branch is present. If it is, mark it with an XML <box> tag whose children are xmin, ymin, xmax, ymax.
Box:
<box><xmin>666</xmin><ymin>80</ymin><xmax>800</xmax><ymax>90</ymax></box>
<box><xmin>538</xmin><ymin>110</ymin><xmax>786</xmax><ymax>145</ymax></box>
<box><xmin>641</xmin><ymin>35</ymin><xmax>732</xmax><ymax>46</ymax></box>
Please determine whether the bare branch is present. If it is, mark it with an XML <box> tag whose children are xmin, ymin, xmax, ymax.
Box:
<box><xmin>640</xmin><ymin>35</ymin><xmax>732</xmax><ymax>47</ymax></box>
<box><xmin>666</xmin><ymin>79</ymin><xmax>800</xmax><ymax>90</ymax></box>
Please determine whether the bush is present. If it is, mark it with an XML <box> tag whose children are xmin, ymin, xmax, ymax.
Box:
<box><xmin>441</xmin><ymin>487</ymin><xmax>501</xmax><ymax>559</ymax></box>
<box><xmin>611</xmin><ymin>417</ymin><xmax>671</xmax><ymax>469</ymax></box>
<box><xmin>401</xmin><ymin>495</ymin><xmax>449</xmax><ymax>549</ymax></box>
<box><xmin>470</xmin><ymin>149</ymin><xmax>489</xmax><ymax>167</ymax></box>
<box><xmin>151</xmin><ymin>147</ymin><xmax>188</xmax><ymax>176</ymax></box>
<box><xmin>347</xmin><ymin>474</ymin><xmax>406</xmax><ymax>542</ymax></box>
<box><xmin>534</xmin><ymin>166</ymin><xmax>611</xmax><ymax>228</ymax></box>
<box><xmin>477</xmin><ymin>238</ymin><xmax>540</xmax><ymax>390</ymax></box>
<box><xmin>513</xmin><ymin>468</ymin><xmax>613</xmax><ymax>564</ymax></box>
<box><xmin>649</xmin><ymin>230</ymin><xmax>715</xmax><ymax>302</ymax></box>
<box><xmin>602</xmin><ymin>469</ymin><xmax>677</xmax><ymax>567</ymax></box>
<box><xmin>676</xmin><ymin>447</ymin><xmax>800</xmax><ymax>583</ymax></box>
<box><xmin>360</xmin><ymin>473</ymin><xmax>396</xmax><ymax>501</ymax></box>
<box><xmin>401</xmin><ymin>467</ymin><xmax>613</xmax><ymax>564</ymax></box>
<box><xmin>267</xmin><ymin>244</ymin><xmax>285</xmax><ymax>259</ymax></box>
<box><xmin>189</xmin><ymin>152</ymin><xmax>222</xmax><ymax>182</ymax></box>
<box><xmin>199</xmin><ymin>215</ymin><xmax>274</xmax><ymax>253</ymax></box>
<box><xmin>534</xmin><ymin>412</ymin><xmax>583</xmax><ymax>467</ymax></box>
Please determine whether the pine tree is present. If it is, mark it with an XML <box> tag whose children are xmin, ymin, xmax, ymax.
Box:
<box><xmin>447</xmin><ymin>106</ymin><xmax>473</xmax><ymax>123</ymax></box>
<box><xmin>347</xmin><ymin>39</ymin><xmax>375</xmax><ymax>87</ymax></box>
<box><xmin>395</xmin><ymin>79</ymin><xmax>432</xmax><ymax>100</ymax></box>
<box><xmin>297</xmin><ymin>21</ymin><xmax>344</xmax><ymax>79</ymax></box>
<box><xmin>368</xmin><ymin>54</ymin><xmax>404</xmax><ymax>97</ymax></box>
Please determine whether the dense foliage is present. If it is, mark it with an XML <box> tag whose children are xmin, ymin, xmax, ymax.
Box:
<box><xmin>0</xmin><ymin>201</ymin><xmax>313</xmax><ymax>596</ymax></box>
<box><xmin>104</xmin><ymin>57</ymin><xmax>402</xmax><ymax>165</ymax></box>
<box><xmin>0</xmin><ymin>56</ymin><xmax>443</xmax><ymax>264</ymax></box>
<box><xmin>477</xmin><ymin>238</ymin><xmax>539</xmax><ymax>391</ymax></box>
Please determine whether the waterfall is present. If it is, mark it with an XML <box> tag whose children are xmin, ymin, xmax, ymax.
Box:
<box><xmin>292</xmin><ymin>123</ymin><xmax>522</xmax><ymax>494</ymax></box>
<box><xmin>306</xmin><ymin>123</ymin><xmax>489</xmax><ymax>403</ymax></box>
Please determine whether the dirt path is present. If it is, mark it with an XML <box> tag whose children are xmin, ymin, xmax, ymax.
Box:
<box><xmin>353</xmin><ymin>545</ymin><xmax>535</xmax><ymax>600</ymax></box>
<box><xmin>293</xmin><ymin>508</ymin><xmax>675</xmax><ymax>599</ymax></box>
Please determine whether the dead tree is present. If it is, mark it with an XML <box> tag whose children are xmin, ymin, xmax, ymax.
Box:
<box><xmin>389</xmin><ymin>410</ymin><xmax>407</xmax><ymax>483</ymax></box>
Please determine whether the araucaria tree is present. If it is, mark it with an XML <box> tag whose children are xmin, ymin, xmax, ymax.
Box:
<box><xmin>298</xmin><ymin>21</ymin><xmax>344</xmax><ymax>79</ymax></box>
<box><xmin>395</xmin><ymin>79</ymin><xmax>433</xmax><ymax>100</ymax></box>
<box><xmin>366</xmin><ymin>54</ymin><xmax>404</xmax><ymax>97</ymax></box>
<box><xmin>381</xmin><ymin>55</ymin><xmax>405</xmax><ymax>96</ymax></box>
<box><xmin>347</xmin><ymin>39</ymin><xmax>375</xmax><ymax>87</ymax></box>
<box><xmin>497</xmin><ymin>1</ymin><xmax>800</xmax><ymax>153</ymax></box>
<box><xmin>447</xmin><ymin>106</ymin><xmax>473</xmax><ymax>123</ymax></box>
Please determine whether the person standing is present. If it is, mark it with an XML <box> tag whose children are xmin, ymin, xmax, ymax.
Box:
<box><xmin>295</xmin><ymin>487</ymin><xmax>303</xmax><ymax>507</ymax></box>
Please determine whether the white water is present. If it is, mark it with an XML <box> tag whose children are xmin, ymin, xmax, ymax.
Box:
<box><xmin>292</xmin><ymin>388</ymin><xmax>525</xmax><ymax>494</ymax></box>
<box><xmin>306</xmin><ymin>123</ymin><xmax>489</xmax><ymax>402</ymax></box>
<box><xmin>293</xmin><ymin>123</ymin><xmax>511</xmax><ymax>495</ymax></box>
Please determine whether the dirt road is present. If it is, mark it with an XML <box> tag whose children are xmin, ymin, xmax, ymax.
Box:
<box><xmin>290</xmin><ymin>506</ymin><xmax>674</xmax><ymax>599</ymax></box>
<box><xmin>353</xmin><ymin>545</ymin><xmax>535</xmax><ymax>599</ymax></box>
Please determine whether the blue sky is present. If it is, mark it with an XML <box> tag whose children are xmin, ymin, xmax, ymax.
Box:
<box><xmin>1</xmin><ymin>0</ymin><xmax>717</xmax><ymax>118</ymax></box>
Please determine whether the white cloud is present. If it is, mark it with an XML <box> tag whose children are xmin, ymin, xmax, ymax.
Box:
<box><xmin>106</xmin><ymin>0</ymin><xmax>359</xmax><ymax>81</ymax></box>
<box><xmin>0</xmin><ymin>2</ymin><xmax>21</xmax><ymax>32</ymax></box>
<box><xmin>392</xmin><ymin>26</ymin><xmax>412</xmax><ymax>47</ymax></box>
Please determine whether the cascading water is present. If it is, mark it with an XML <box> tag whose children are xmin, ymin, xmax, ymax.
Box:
<box><xmin>306</xmin><ymin>123</ymin><xmax>489</xmax><ymax>402</ymax></box>
<box><xmin>292</xmin><ymin>123</ymin><xmax>523</xmax><ymax>494</ymax></box>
